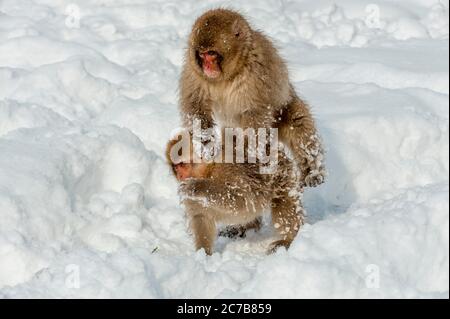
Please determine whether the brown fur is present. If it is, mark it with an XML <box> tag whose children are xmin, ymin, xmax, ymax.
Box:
<box><xmin>180</xmin><ymin>8</ymin><xmax>326</xmax><ymax>187</ymax></box>
<box><xmin>166</xmin><ymin>134</ymin><xmax>305</xmax><ymax>255</ymax></box>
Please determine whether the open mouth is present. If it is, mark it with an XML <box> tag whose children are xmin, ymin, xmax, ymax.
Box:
<box><xmin>196</xmin><ymin>50</ymin><xmax>222</xmax><ymax>78</ymax></box>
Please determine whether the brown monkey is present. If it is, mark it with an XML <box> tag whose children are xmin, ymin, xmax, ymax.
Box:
<box><xmin>166</xmin><ymin>134</ymin><xmax>304</xmax><ymax>255</ymax></box>
<box><xmin>166</xmin><ymin>135</ymin><xmax>263</xmax><ymax>239</ymax></box>
<box><xmin>166</xmin><ymin>135</ymin><xmax>262</xmax><ymax>239</ymax></box>
<box><xmin>180</xmin><ymin>8</ymin><xmax>326</xmax><ymax>187</ymax></box>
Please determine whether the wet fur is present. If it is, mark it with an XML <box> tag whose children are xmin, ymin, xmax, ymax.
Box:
<box><xmin>166</xmin><ymin>136</ymin><xmax>305</xmax><ymax>255</ymax></box>
<box><xmin>180</xmin><ymin>8</ymin><xmax>326</xmax><ymax>186</ymax></box>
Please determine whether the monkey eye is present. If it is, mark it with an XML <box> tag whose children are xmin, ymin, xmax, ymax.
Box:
<box><xmin>174</xmin><ymin>163</ymin><xmax>185</xmax><ymax>169</ymax></box>
<box><xmin>235</xmin><ymin>32</ymin><xmax>240</xmax><ymax>37</ymax></box>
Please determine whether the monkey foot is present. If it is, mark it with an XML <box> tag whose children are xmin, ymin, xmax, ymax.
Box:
<box><xmin>219</xmin><ymin>218</ymin><xmax>262</xmax><ymax>239</ymax></box>
<box><xmin>267</xmin><ymin>240</ymin><xmax>291</xmax><ymax>254</ymax></box>
<box><xmin>218</xmin><ymin>225</ymin><xmax>247</xmax><ymax>239</ymax></box>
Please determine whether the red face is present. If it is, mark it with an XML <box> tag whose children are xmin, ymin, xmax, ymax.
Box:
<box><xmin>198</xmin><ymin>50</ymin><xmax>222</xmax><ymax>79</ymax></box>
<box><xmin>173</xmin><ymin>162</ymin><xmax>209</xmax><ymax>181</ymax></box>
<box><xmin>174</xmin><ymin>163</ymin><xmax>192</xmax><ymax>181</ymax></box>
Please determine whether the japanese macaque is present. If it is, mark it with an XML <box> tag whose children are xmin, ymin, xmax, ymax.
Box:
<box><xmin>179</xmin><ymin>8</ymin><xmax>326</xmax><ymax>187</ymax></box>
<box><xmin>166</xmin><ymin>135</ymin><xmax>305</xmax><ymax>255</ymax></box>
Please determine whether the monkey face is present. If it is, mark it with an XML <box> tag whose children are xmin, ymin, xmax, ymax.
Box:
<box><xmin>173</xmin><ymin>162</ymin><xmax>210</xmax><ymax>181</ymax></box>
<box><xmin>189</xmin><ymin>9</ymin><xmax>251</xmax><ymax>81</ymax></box>
<box><xmin>173</xmin><ymin>163</ymin><xmax>191</xmax><ymax>181</ymax></box>
<box><xmin>196</xmin><ymin>50</ymin><xmax>222</xmax><ymax>79</ymax></box>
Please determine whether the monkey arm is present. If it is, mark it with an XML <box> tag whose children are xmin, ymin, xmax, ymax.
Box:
<box><xmin>179</xmin><ymin>70</ymin><xmax>215</xmax><ymax>130</ymax></box>
<box><xmin>182</xmin><ymin>199</ymin><xmax>216</xmax><ymax>255</ymax></box>
<box><xmin>179</xmin><ymin>178</ymin><xmax>244</xmax><ymax>209</ymax></box>
<box><xmin>237</xmin><ymin>108</ymin><xmax>279</xmax><ymax>165</ymax></box>
<box><xmin>179</xmin><ymin>175</ymin><xmax>267</xmax><ymax>214</ymax></box>
<box><xmin>279</xmin><ymin>96</ymin><xmax>326</xmax><ymax>188</ymax></box>
<box><xmin>240</xmin><ymin>107</ymin><xmax>277</xmax><ymax>131</ymax></box>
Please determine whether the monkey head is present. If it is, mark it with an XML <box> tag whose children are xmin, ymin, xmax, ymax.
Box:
<box><xmin>189</xmin><ymin>9</ymin><xmax>252</xmax><ymax>81</ymax></box>
<box><xmin>166</xmin><ymin>134</ymin><xmax>213</xmax><ymax>181</ymax></box>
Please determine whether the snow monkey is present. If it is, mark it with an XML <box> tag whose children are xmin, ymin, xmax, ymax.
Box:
<box><xmin>180</xmin><ymin>8</ymin><xmax>326</xmax><ymax>188</ymax></box>
<box><xmin>166</xmin><ymin>134</ymin><xmax>305</xmax><ymax>255</ymax></box>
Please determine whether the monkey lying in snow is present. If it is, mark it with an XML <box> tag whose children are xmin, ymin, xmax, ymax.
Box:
<box><xmin>166</xmin><ymin>134</ymin><xmax>305</xmax><ymax>255</ymax></box>
<box><xmin>180</xmin><ymin>8</ymin><xmax>326</xmax><ymax>188</ymax></box>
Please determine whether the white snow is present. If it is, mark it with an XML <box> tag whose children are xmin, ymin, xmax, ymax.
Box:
<box><xmin>0</xmin><ymin>0</ymin><xmax>448</xmax><ymax>298</ymax></box>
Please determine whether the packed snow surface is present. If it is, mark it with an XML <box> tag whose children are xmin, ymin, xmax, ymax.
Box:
<box><xmin>0</xmin><ymin>0</ymin><xmax>448</xmax><ymax>298</ymax></box>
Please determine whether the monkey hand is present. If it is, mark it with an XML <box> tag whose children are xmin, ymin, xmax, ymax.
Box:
<box><xmin>302</xmin><ymin>167</ymin><xmax>326</xmax><ymax>188</ymax></box>
<box><xmin>299</xmin><ymin>153</ymin><xmax>327</xmax><ymax>188</ymax></box>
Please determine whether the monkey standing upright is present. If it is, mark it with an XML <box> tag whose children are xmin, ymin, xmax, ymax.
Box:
<box><xmin>180</xmin><ymin>8</ymin><xmax>326</xmax><ymax>188</ymax></box>
<box><xmin>166</xmin><ymin>135</ymin><xmax>304</xmax><ymax>255</ymax></box>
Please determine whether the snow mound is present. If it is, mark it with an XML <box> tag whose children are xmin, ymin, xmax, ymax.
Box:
<box><xmin>0</xmin><ymin>0</ymin><xmax>448</xmax><ymax>298</ymax></box>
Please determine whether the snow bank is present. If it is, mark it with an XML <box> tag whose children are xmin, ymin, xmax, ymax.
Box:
<box><xmin>0</xmin><ymin>0</ymin><xmax>448</xmax><ymax>298</ymax></box>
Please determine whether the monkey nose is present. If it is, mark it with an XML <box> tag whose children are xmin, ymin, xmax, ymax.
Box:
<box><xmin>199</xmin><ymin>50</ymin><xmax>218</xmax><ymax>61</ymax></box>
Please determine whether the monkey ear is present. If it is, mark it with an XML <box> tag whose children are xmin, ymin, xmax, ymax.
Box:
<box><xmin>232</xmin><ymin>19</ymin><xmax>246</xmax><ymax>38</ymax></box>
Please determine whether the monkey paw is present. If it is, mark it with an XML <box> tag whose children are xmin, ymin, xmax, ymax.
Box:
<box><xmin>267</xmin><ymin>240</ymin><xmax>291</xmax><ymax>254</ymax></box>
<box><xmin>302</xmin><ymin>168</ymin><xmax>326</xmax><ymax>188</ymax></box>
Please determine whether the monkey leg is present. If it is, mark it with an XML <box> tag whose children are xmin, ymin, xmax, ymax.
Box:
<box><xmin>190</xmin><ymin>214</ymin><xmax>216</xmax><ymax>255</ymax></box>
<box><xmin>244</xmin><ymin>217</ymin><xmax>263</xmax><ymax>233</ymax></box>
<box><xmin>268</xmin><ymin>192</ymin><xmax>304</xmax><ymax>254</ymax></box>
<box><xmin>184</xmin><ymin>200</ymin><xmax>217</xmax><ymax>255</ymax></box>
<box><xmin>218</xmin><ymin>217</ymin><xmax>262</xmax><ymax>239</ymax></box>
